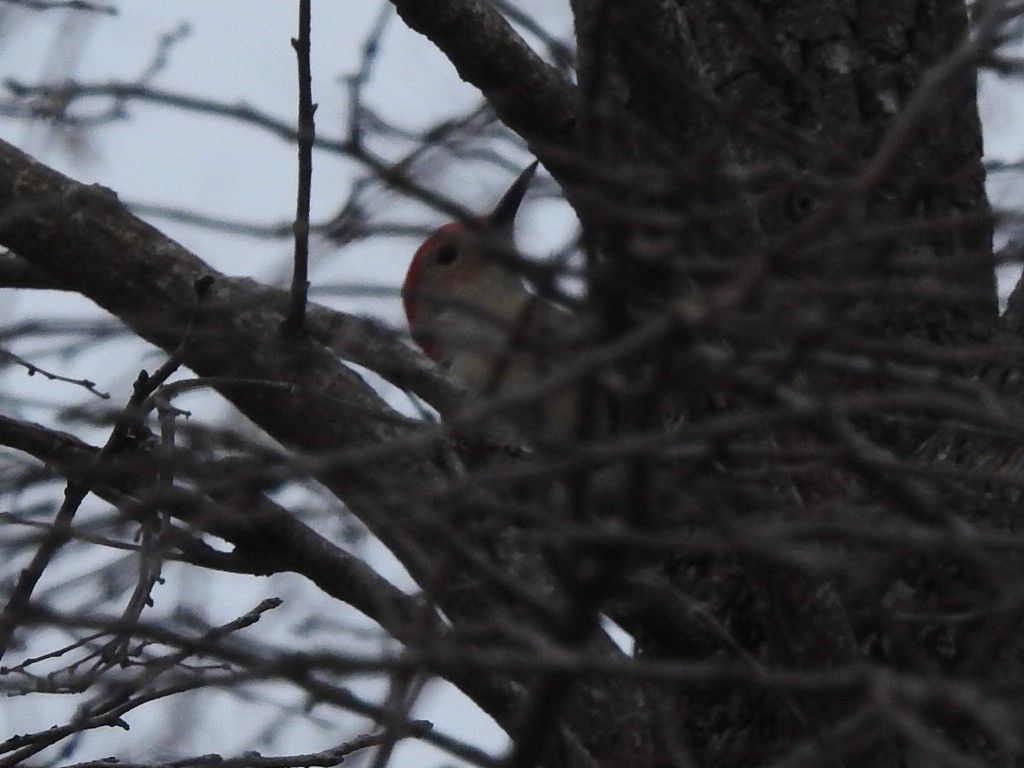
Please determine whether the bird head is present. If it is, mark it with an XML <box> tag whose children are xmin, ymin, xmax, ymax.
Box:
<box><xmin>402</xmin><ymin>162</ymin><xmax>539</xmax><ymax>361</ymax></box>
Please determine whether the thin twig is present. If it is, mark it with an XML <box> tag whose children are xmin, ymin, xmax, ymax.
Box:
<box><xmin>0</xmin><ymin>346</ymin><xmax>110</xmax><ymax>398</ymax></box>
<box><xmin>1</xmin><ymin>0</ymin><xmax>116</xmax><ymax>12</ymax></box>
<box><xmin>345</xmin><ymin>4</ymin><xmax>391</xmax><ymax>149</ymax></box>
<box><xmin>0</xmin><ymin>279</ymin><xmax>211</xmax><ymax>662</ymax></box>
<box><xmin>285</xmin><ymin>0</ymin><xmax>316</xmax><ymax>335</ymax></box>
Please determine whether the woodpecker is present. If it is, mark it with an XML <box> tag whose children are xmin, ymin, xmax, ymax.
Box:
<box><xmin>401</xmin><ymin>162</ymin><xmax>580</xmax><ymax>438</ymax></box>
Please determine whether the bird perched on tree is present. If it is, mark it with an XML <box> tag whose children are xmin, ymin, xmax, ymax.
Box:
<box><xmin>401</xmin><ymin>162</ymin><xmax>582</xmax><ymax>439</ymax></box>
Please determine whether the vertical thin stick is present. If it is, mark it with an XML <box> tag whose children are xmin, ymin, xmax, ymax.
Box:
<box><xmin>287</xmin><ymin>0</ymin><xmax>316</xmax><ymax>335</ymax></box>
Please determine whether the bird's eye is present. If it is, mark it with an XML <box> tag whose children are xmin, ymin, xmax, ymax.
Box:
<box><xmin>435</xmin><ymin>244</ymin><xmax>457</xmax><ymax>266</ymax></box>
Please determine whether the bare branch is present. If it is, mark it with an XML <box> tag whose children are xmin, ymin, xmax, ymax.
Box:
<box><xmin>386</xmin><ymin>0</ymin><xmax>579</xmax><ymax>159</ymax></box>
<box><xmin>285</xmin><ymin>0</ymin><xmax>316</xmax><ymax>335</ymax></box>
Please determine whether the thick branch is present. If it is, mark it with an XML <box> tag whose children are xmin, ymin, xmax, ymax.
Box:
<box><xmin>0</xmin><ymin>249</ymin><xmax>66</xmax><ymax>289</ymax></box>
<box><xmin>0</xmin><ymin>411</ymin><xmax>528</xmax><ymax>745</ymax></box>
<box><xmin>387</xmin><ymin>0</ymin><xmax>579</xmax><ymax>160</ymax></box>
<box><xmin>0</xmin><ymin>414</ymin><xmax>424</xmax><ymax>638</ymax></box>
<box><xmin>0</xmin><ymin>138</ymin><xmax>656</xmax><ymax>768</ymax></box>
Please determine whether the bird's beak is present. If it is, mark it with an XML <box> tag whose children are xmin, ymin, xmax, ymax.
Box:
<box><xmin>488</xmin><ymin>161</ymin><xmax>539</xmax><ymax>235</ymax></box>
